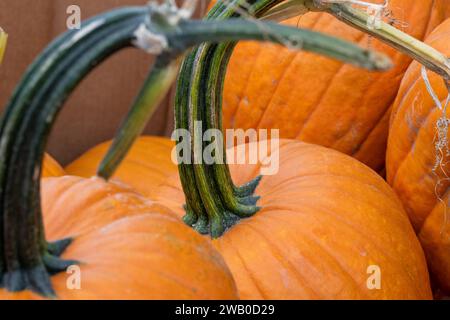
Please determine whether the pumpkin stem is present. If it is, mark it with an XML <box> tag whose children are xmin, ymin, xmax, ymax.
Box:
<box><xmin>0</xmin><ymin>7</ymin><xmax>152</xmax><ymax>297</ymax></box>
<box><xmin>172</xmin><ymin>0</ymin><xmax>450</xmax><ymax>239</ymax></box>
<box><xmin>97</xmin><ymin>0</ymin><xmax>389</xmax><ymax>238</ymax></box>
<box><xmin>97</xmin><ymin>54</ymin><xmax>181</xmax><ymax>180</ymax></box>
<box><xmin>171</xmin><ymin>0</ymin><xmax>392</xmax><ymax>238</ymax></box>
<box><xmin>97</xmin><ymin>0</ymin><xmax>391</xmax><ymax>190</ymax></box>
<box><xmin>314</xmin><ymin>0</ymin><xmax>450</xmax><ymax>80</ymax></box>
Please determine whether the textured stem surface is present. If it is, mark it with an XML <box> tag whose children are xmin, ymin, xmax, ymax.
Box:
<box><xmin>0</xmin><ymin>7</ymin><xmax>148</xmax><ymax>298</ymax></box>
<box><xmin>319</xmin><ymin>1</ymin><xmax>450</xmax><ymax>79</ymax></box>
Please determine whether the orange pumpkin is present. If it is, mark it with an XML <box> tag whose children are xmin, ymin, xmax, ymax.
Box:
<box><xmin>222</xmin><ymin>0</ymin><xmax>449</xmax><ymax>171</ymax></box>
<box><xmin>66</xmin><ymin>136</ymin><xmax>176</xmax><ymax>198</ymax></box>
<box><xmin>153</xmin><ymin>138</ymin><xmax>432</xmax><ymax>299</ymax></box>
<box><xmin>386</xmin><ymin>18</ymin><xmax>450</xmax><ymax>294</ymax></box>
<box><xmin>0</xmin><ymin>175</ymin><xmax>237</xmax><ymax>299</ymax></box>
<box><xmin>42</xmin><ymin>154</ymin><xmax>65</xmax><ymax>177</ymax></box>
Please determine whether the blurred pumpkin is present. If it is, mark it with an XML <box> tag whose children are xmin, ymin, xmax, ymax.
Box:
<box><xmin>66</xmin><ymin>136</ymin><xmax>176</xmax><ymax>198</ymax></box>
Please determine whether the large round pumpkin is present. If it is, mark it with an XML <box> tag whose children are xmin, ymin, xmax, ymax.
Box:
<box><xmin>153</xmin><ymin>138</ymin><xmax>432</xmax><ymax>299</ymax></box>
<box><xmin>0</xmin><ymin>175</ymin><xmax>237</xmax><ymax>299</ymax></box>
<box><xmin>386</xmin><ymin>18</ymin><xmax>450</xmax><ymax>294</ymax></box>
<box><xmin>66</xmin><ymin>136</ymin><xmax>176</xmax><ymax>198</ymax></box>
<box><xmin>222</xmin><ymin>0</ymin><xmax>449</xmax><ymax>171</ymax></box>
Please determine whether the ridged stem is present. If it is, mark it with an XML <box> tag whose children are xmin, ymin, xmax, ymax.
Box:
<box><xmin>98</xmin><ymin>0</ymin><xmax>392</xmax><ymax>238</ymax></box>
<box><xmin>0</xmin><ymin>7</ymin><xmax>148</xmax><ymax>298</ymax></box>
<box><xmin>318</xmin><ymin>1</ymin><xmax>450</xmax><ymax>79</ymax></box>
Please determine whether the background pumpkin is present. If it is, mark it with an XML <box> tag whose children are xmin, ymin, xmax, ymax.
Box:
<box><xmin>386</xmin><ymin>18</ymin><xmax>450</xmax><ymax>294</ymax></box>
<box><xmin>0</xmin><ymin>175</ymin><xmax>238</xmax><ymax>299</ymax></box>
<box><xmin>151</xmin><ymin>138</ymin><xmax>432</xmax><ymax>299</ymax></box>
<box><xmin>66</xmin><ymin>136</ymin><xmax>176</xmax><ymax>198</ymax></box>
<box><xmin>221</xmin><ymin>0</ymin><xmax>450</xmax><ymax>171</ymax></box>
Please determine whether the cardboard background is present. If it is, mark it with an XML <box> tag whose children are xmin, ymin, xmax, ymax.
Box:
<box><xmin>0</xmin><ymin>0</ymin><xmax>209</xmax><ymax>164</ymax></box>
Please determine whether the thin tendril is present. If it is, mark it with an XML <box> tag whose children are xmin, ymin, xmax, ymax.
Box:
<box><xmin>421</xmin><ymin>65</ymin><xmax>450</xmax><ymax>239</ymax></box>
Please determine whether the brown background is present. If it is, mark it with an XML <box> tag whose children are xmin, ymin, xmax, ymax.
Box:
<box><xmin>0</xmin><ymin>0</ymin><xmax>209</xmax><ymax>164</ymax></box>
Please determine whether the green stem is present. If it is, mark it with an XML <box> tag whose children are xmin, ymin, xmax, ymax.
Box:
<box><xmin>173</xmin><ymin>0</ymin><xmax>450</xmax><ymax>239</ymax></box>
<box><xmin>0</xmin><ymin>1</ymin><xmax>390</xmax><ymax>296</ymax></box>
<box><xmin>98</xmin><ymin>55</ymin><xmax>181</xmax><ymax>179</ymax></box>
<box><xmin>264</xmin><ymin>0</ymin><xmax>450</xmax><ymax>79</ymax></box>
<box><xmin>98</xmin><ymin>15</ymin><xmax>390</xmax><ymax>182</ymax></box>
<box><xmin>98</xmin><ymin>0</ymin><xmax>392</xmax><ymax>238</ymax></box>
<box><xmin>100</xmin><ymin>9</ymin><xmax>390</xmax><ymax>240</ymax></box>
<box><xmin>318</xmin><ymin>1</ymin><xmax>450</xmax><ymax>79</ymax></box>
<box><xmin>0</xmin><ymin>6</ymin><xmax>148</xmax><ymax>298</ymax></box>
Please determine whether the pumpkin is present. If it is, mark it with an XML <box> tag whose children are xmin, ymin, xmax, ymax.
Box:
<box><xmin>221</xmin><ymin>0</ymin><xmax>450</xmax><ymax>171</ymax></box>
<box><xmin>90</xmin><ymin>1</ymin><xmax>444</xmax><ymax>299</ymax></box>
<box><xmin>0</xmin><ymin>175</ymin><xmax>237</xmax><ymax>299</ymax></box>
<box><xmin>153</xmin><ymin>138</ymin><xmax>432</xmax><ymax>299</ymax></box>
<box><xmin>1</xmin><ymin>2</ymin><xmax>384</xmax><ymax>298</ymax></box>
<box><xmin>66</xmin><ymin>136</ymin><xmax>176</xmax><ymax>198</ymax></box>
<box><xmin>386</xmin><ymin>18</ymin><xmax>450</xmax><ymax>294</ymax></box>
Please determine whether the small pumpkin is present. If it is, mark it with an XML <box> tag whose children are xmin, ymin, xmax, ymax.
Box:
<box><xmin>386</xmin><ymin>18</ymin><xmax>450</xmax><ymax>294</ymax></box>
<box><xmin>66</xmin><ymin>136</ymin><xmax>175</xmax><ymax>198</ymax></box>
<box><xmin>154</xmin><ymin>139</ymin><xmax>432</xmax><ymax>299</ymax></box>
<box><xmin>221</xmin><ymin>0</ymin><xmax>450</xmax><ymax>171</ymax></box>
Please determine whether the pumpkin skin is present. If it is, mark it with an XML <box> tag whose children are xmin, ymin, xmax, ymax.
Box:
<box><xmin>42</xmin><ymin>154</ymin><xmax>65</xmax><ymax>177</ymax></box>
<box><xmin>66</xmin><ymin>136</ymin><xmax>176</xmax><ymax>198</ymax></box>
<box><xmin>222</xmin><ymin>0</ymin><xmax>449</xmax><ymax>171</ymax></box>
<box><xmin>155</xmin><ymin>138</ymin><xmax>432</xmax><ymax>299</ymax></box>
<box><xmin>0</xmin><ymin>176</ymin><xmax>237</xmax><ymax>299</ymax></box>
<box><xmin>386</xmin><ymin>18</ymin><xmax>450</xmax><ymax>294</ymax></box>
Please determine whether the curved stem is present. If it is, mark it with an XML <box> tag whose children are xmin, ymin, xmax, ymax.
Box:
<box><xmin>98</xmin><ymin>0</ymin><xmax>393</xmax><ymax>238</ymax></box>
<box><xmin>98</xmin><ymin>54</ymin><xmax>181</xmax><ymax>179</ymax></box>
<box><xmin>98</xmin><ymin>7</ymin><xmax>390</xmax><ymax>203</ymax></box>
<box><xmin>317</xmin><ymin>1</ymin><xmax>450</xmax><ymax>80</ymax></box>
<box><xmin>174</xmin><ymin>0</ymin><xmax>450</xmax><ymax>239</ymax></box>
<box><xmin>173</xmin><ymin>19</ymin><xmax>391</xmax><ymax>70</ymax></box>
<box><xmin>0</xmin><ymin>7</ymin><xmax>148</xmax><ymax>297</ymax></box>
<box><xmin>98</xmin><ymin>17</ymin><xmax>390</xmax><ymax>178</ymax></box>
<box><xmin>264</xmin><ymin>0</ymin><xmax>450</xmax><ymax>79</ymax></box>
